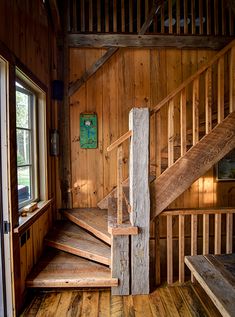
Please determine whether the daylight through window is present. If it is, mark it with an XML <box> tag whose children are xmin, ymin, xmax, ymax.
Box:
<box><xmin>16</xmin><ymin>82</ymin><xmax>38</xmax><ymax>208</ymax></box>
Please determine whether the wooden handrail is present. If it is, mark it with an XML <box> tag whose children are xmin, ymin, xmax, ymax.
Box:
<box><xmin>107</xmin><ymin>130</ymin><xmax>132</xmax><ymax>152</ymax></box>
<box><xmin>161</xmin><ymin>208</ymin><xmax>235</xmax><ymax>216</ymax></box>
<box><xmin>150</xmin><ymin>39</ymin><xmax>235</xmax><ymax>115</ymax></box>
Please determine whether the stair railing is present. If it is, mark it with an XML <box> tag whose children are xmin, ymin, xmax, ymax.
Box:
<box><xmin>155</xmin><ymin>207</ymin><xmax>235</xmax><ymax>285</ymax></box>
<box><xmin>107</xmin><ymin>130</ymin><xmax>132</xmax><ymax>224</ymax></box>
<box><xmin>151</xmin><ymin>39</ymin><xmax>235</xmax><ymax>178</ymax></box>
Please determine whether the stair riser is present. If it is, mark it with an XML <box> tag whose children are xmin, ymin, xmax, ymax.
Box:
<box><xmin>45</xmin><ymin>240</ymin><xmax>111</xmax><ymax>266</ymax></box>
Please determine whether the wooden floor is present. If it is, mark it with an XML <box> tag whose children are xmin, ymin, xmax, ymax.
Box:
<box><xmin>20</xmin><ymin>282</ymin><xmax>222</xmax><ymax>317</ymax></box>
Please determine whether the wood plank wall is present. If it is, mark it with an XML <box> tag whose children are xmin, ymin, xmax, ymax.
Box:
<box><xmin>0</xmin><ymin>0</ymin><xmax>57</xmax><ymax>314</ymax></box>
<box><xmin>69</xmin><ymin>47</ymin><xmax>235</xmax><ymax>210</ymax></box>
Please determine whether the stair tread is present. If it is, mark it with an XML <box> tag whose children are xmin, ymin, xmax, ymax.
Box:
<box><xmin>26</xmin><ymin>249</ymin><xmax>118</xmax><ymax>288</ymax></box>
<box><xmin>45</xmin><ymin>221</ymin><xmax>111</xmax><ymax>266</ymax></box>
<box><xmin>62</xmin><ymin>208</ymin><xmax>111</xmax><ymax>245</ymax></box>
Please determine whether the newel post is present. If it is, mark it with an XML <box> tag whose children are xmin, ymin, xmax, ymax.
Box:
<box><xmin>129</xmin><ymin>108</ymin><xmax>150</xmax><ymax>294</ymax></box>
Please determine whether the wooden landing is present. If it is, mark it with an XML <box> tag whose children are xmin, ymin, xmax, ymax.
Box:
<box><xmin>26</xmin><ymin>249</ymin><xmax>118</xmax><ymax>288</ymax></box>
<box><xmin>108</xmin><ymin>198</ymin><xmax>138</xmax><ymax>235</ymax></box>
<box><xmin>62</xmin><ymin>208</ymin><xmax>111</xmax><ymax>245</ymax></box>
<box><xmin>45</xmin><ymin>221</ymin><xmax>111</xmax><ymax>266</ymax></box>
<box><xmin>185</xmin><ymin>253</ymin><xmax>235</xmax><ymax>317</ymax></box>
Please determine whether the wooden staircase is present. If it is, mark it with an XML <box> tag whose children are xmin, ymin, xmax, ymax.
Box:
<box><xmin>26</xmin><ymin>40</ymin><xmax>235</xmax><ymax>294</ymax></box>
<box><xmin>26</xmin><ymin>209</ymin><xmax>118</xmax><ymax>288</ymax></box>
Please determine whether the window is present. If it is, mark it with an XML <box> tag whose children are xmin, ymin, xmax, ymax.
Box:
<box><xmin>16</xmin><ymin>82</ymin><xmax>38</xmax><ymax>208</ymax></box>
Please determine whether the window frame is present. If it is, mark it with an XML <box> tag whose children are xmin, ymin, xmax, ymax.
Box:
<box><xmin>16</xmin><ymin>82</ymin><xmax>39</xmax><ymax>209</ymax></box>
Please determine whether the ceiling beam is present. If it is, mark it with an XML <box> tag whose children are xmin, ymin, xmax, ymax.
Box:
<box><xmin>68</xmin><ymin>0</ymin><xmax>163</xmax><ymax>97</ymax></box>
<box><xmin>68</xmin><ymin>34</ymin><xmax>233</xmax><ymax>50</ymax></box>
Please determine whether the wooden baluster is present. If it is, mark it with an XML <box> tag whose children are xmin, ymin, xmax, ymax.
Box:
<box><xmin>156</xmin><ymin>111</ymin><xmax>162</xmax><ymax>177</ymax></box>
<box><xmin>113</xmin><ymin>0</ymin><xmax>117</xmax><ymax>32</ymax></box>
<box><xmin>221</xmin><ymin>0</ymin><xmax>225</xmax><ymax>35</ymax></box>
<box><xmin>184</xmin><ymin>0</ymin><xmax>188</xmax><ymax>34</ymax></box>
<box><xmin>137</xmin><ymin>0</ymin><xmax>141</xmax><ymax>33</ymax></box>
<box><xmin>129</xmin><ymin>0</ymin><xmax>133</xmax><ymax>33</ymax></box>
<box><xmin>226</xmin><ymin>213</ymin><xmax>233</xmax><ymax>254</ymax></box>
<box><xmin>205</xmin><ymin>67</ymin><xmax>212</xmax><ymax>134</ymax></box>
<box><xmin>214</xmin><ymin>0</ymin><xmax>218</xmax><ymax>35</ymax></box>
<box><xmin>218</xmin><ymin>57</ymin><xmax>224</xmax><ymax>124</ymax></box>
<box><xmin>145</xmin><ymin>0</ymin><xmax>149</xmax><ymax>21</ymax></box>
<box><xmin>89</xmin><ymin>0</ymin><xmax>93</xmax><ymax>32</ymax></box>
<box><xmin>121</xmin><ymin>0</ymin><xmax>125</xmax><ymax>32</ymax></box>
<box><xmin>206</xmin><ymin>0</ymin><xmax>211</xmax><ymax>35</ymax></box>
<box><xmin>193</xmin><ymin>78</ymin><xmax>199</xmax><ymax>145</ymax></box>
<box><xmin>167</xmin><ymin>215</ymin><xmax>173</xmax><ymax>284</ymax></box>
<box><xmin>155</xmin><ymin>217</ymin><xmax>161</xmax><ymax>285</ymax></box>
<box><xmin>229</xmin><ymin>8</ymin><xmax>234</xmax><ymax>36</ymax></box>
<box><xmin>199</xmin><ymin>0</ymin><xmax>203</xmax><ymax>35</ymax></box>
<box><xmin>97</xmin><ymin>0</ymin><xmax>101</xmax><ymax>32</ymax></box>
<box><xmin>203</xmin><ymin>214</ymin><xmax>209</xmax><ymax>254</ymax></box>
<box><xmin>117</xmin><ymin>145</ymin><xmax>123</xmax><ymax>225</ymax></box>
<box><xmin>214</xmin><ymin>214</ymin><xmax>221</xmax><ymax>254</ymax></box>
<box><xmin>180</xmin><ymin>88</ymin><xmax>187</xmax><ymax>156</ymax></box>
<box><xmin>230</xmin><ymin>46</ymin><xmax>235</xmax><ymax>113</ymax></box>
<box><xmin>191</xmin><ymin>214</ymin><xmax>197</xmax><ymax>282</ymax></box>
<box><xmin>176</xmin><ymin>0</ymin><xmax>180</xmax><ymax>34</ymax></box>
<box><xmin>168</xmin><ymin>0</ymin><xmax>173</xmax><ymax>34</ymax></box>
<box><xmin>80</xmin><ymin>0</ymin><xmax>85</xmax><ymax>32</ymax></box>
<box><xmin>161</xmin><ymin>2</ymin><xmax>165</xmax><ymax>33</ymax></box>
<box><xmin>179</xmin><ymin>215</ymin><xmax>185</xmax><ymax>283</ymax></box>
<box><xmin>191</xmin><ymin>0</ymin><xmax>195</xmax><ymax>35</ymax></box>
<box><xmin>105</xmin><ymin>0</ymin><xmax>109</xmax><ymax>32</ymax></box>
<box><xmin>72</xmin><ymin>0</ymin><xmax>77</xmax><ymax>32</ymax></box>
<box><xmin>168</xmin><ymin>99</ymin><xmax>174</xmax><ymax>167</ymax></box>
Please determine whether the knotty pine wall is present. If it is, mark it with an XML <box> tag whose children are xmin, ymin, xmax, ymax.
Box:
<box><xmin>69</xmin><ymin>47</ymin><xmax>235</xmax><ymax>210</ymax></box>
<box><xmin>0</xmin><ymin>0</ymin><xmax>58</xmax><ymax>314</ymax></box>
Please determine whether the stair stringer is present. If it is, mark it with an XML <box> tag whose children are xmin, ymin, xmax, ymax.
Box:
<box><xmin>151</xmin><ymin>111</ymin><xmax>235</xmax><ymax>220</ymax></box>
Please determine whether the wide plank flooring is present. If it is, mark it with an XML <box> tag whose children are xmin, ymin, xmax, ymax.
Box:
<box><xmin>20</xmin><ymin>282</ymin><xmax>222</xmax><ymax>317</ymax></box>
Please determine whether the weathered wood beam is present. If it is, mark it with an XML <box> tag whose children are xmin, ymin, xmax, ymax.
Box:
<box><xmin>68</xmin><ymin>34</ymin><xmax>233</xmax><ymax>50</ymax></box>
<box><xmin>68</xmin><ymin>1</ymin><xmax>163</xmax><ymax>96</ymax></box>
<box><xmin>129</xmin><ymin>108</ymin><xmax>150</xmax><ymax>294</ymax></box>
<box><xmin>151</xmin><ymin>111</ymin><xmax>235</xmax><ymax>220</ymax></box>
<box><xmin>68</xmin><ymin>47</ymin><xmax>117</xmax><ymax>96</ymax></box>
<box><xmin>48</xmin><ymin>0</ymin><xmax>61</xmax><ymax>33</ymax></box>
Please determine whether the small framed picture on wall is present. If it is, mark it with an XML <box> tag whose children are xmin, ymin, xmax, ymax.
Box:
<box><xmin>216</xmin><ymin>149</ymin><xmax>235</xmax><ymax>181</ymax></box>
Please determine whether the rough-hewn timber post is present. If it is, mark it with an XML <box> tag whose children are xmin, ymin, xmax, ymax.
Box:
<box><xmin>129</xmin><ymin>108</ymin><xmax>150</xmax><ymax>294</ymax></box>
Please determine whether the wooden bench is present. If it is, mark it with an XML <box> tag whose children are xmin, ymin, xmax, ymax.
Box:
<box><xmin>185</xmin><ymin>254</ymin><xmax>235</xmax><ymax>317</ymax></box>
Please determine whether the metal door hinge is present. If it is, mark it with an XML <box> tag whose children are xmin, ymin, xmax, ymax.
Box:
<box><xmin>3</xmin><ymin>221</ymin><xmax>10</xmax><ymax>234</ymax></box>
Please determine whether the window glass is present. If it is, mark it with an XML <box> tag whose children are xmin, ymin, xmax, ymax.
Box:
<box><xmin>16</xmin><ymin>83</ymin><xmax>38</xmax><ymax>208</ymax></box>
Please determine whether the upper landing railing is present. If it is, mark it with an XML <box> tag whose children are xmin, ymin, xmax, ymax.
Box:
<box><xmin>68</xmin><ymin>0</ymin><xmax>235</xmax><ymax>36</ymax></box>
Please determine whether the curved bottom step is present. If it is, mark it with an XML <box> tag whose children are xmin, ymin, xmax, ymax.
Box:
<box><xmin>26</xmin><ymin>249</ymin><xmax>118</xmax><ymax>288</ymax></box>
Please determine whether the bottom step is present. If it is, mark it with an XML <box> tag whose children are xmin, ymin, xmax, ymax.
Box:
<box><xmin>26</xmin><ymin>249</ymin><xmax>118</xmax><ymax>288</ymax></box>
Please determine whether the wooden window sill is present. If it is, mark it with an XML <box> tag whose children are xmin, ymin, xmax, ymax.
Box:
<box><xmin>14</xmin><ymin>199</ymin><xmax>52</xmax><ymax>235</ymax></box>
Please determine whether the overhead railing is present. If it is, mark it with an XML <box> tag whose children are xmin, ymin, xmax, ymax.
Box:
<box><xmin>68</xmin><ymin>0</ymin><xmax>234</xmax><ymax>36</ymax></box>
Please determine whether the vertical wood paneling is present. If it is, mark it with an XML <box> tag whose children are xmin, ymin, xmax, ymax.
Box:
<box><xmin>168</xmin><ymin>0</ymin><xmax>173</xmax><ymax>34</ymax></box>
<box><xmin>191</xmin><ymin>0</ymin><xmax>195</xmax><ymax>35</ymax></box>
<box><xmin>176</xmin><ymin>0</ymin><xmax>180</xmax><ymax>35</ymax></box>
<box><xmin>205</xmin><ymin>67</ymin><xmax>212</xmax><ymax>134</ymax></box>
<box><xmin>203</xmin><ymin>214</ymin><xmax>209</xmax><ymax>254</ymax></box>
<box><xmin>97</xmin><ymin>0</ymin><xmax>101</xmax><ymax>32</ymax></box>
<box><xmin>105</xmin><ymin>0</ymin><xmax>109</xmax><ymax>33</ymax></box>
<box><xmin>184</xmin><ymin>0</ymin><xmax>188</xmax><ymax>34</ymax></box>
<box><xmin>89</xmin><ymin>0</ymin><xmax>93</xmax><ymax>32</ymax></box>
<box><xmin>121</xmin><ymin>0</ymin><xmax>125</xmax><ymax>32</ymax></box>
<box><xmin>129</xmin><ymin>0</ymin><xmax>133</xmax><ymax>33</ymax></box>
<box><xmin>206</xmin><ymin>0</ymin><xmax>211</xmax><ymax>35</ymax></box>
